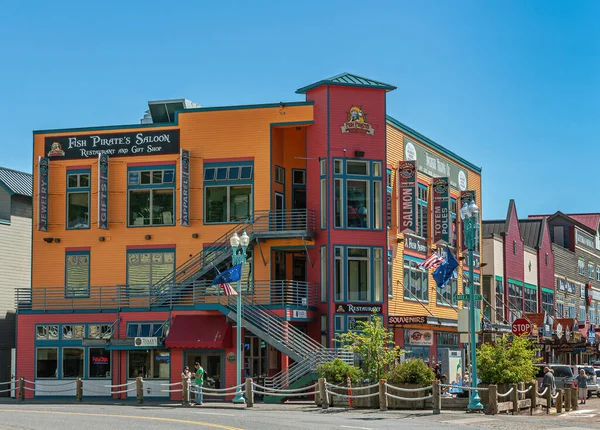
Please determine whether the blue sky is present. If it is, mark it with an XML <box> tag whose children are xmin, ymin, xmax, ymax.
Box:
<box><xmin>1</xmin><ymin>1</ymin><xmax>598</xmax><ymax>219</ymax></box>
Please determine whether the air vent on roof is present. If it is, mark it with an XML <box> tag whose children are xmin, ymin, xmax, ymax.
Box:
<box><xmin>140</xmin><ymin>110</ymin><xmax>153</xmax><ymax>124</ymax></box>
<box><xmin>146</xmin><ymin>99</ymin><xmax>201</xmax><ymax>124</ymax></box>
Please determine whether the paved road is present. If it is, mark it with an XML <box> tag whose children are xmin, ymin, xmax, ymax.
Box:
<box><xmin>1</xmin><ymin>398</ymin><xmax>600</xmax><ymax>430</ymax></box>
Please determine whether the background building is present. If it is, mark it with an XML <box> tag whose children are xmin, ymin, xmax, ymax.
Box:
<box><xmin>0</xmin><ymin>167</ymin><xmax>32</xmax><ymax>388</ymax></box>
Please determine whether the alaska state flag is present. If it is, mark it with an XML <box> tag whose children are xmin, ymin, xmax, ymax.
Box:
<box><xmin>433</xmin><ymin>250</ymin><xmax>459</xmax><ymax>288</ymax></box>
<box><xmin>211</xmin><ymin>264</ymin><xmax>243</xmax><ymax>296</ymax></box>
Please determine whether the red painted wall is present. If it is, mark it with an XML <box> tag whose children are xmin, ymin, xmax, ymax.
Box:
<box><xmin>537</xmin><ymin>219</ymin><xmax>555</xmax><ymax>305</ymax></box>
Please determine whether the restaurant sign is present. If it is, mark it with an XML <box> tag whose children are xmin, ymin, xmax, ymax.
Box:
<box><xmin>335</xmin><ymin>304</ymin><xmax>382</xmax><ymax>314</ymax></box>
<box><xmin>404</xmin><ymin>138</ymin><xmax>468</xmax><ymax>191</ymax></box>
<box><xmin>45</xmin><ymin>129</ymin><xmax>180</xmax><ymax>160</ymax></box>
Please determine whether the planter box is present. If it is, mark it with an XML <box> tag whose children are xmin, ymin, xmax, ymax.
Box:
<box><xmin>386</xmin><ymin>383</ymin><xmax>430</xmax><ymax>410</ymax></box>
<box><xmin>328</xmin><ymin>382</ymin><xmax>378</xmax><ymax>408</ymax></box>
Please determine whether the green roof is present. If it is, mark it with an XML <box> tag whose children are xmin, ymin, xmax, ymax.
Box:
<box><xmin>296</xmin><ymin>73</ymin><xmax>396</xmax><ymax>94</ymax></box>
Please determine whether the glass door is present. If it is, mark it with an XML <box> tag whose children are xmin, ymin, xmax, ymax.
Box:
<box><xmin>184</xmin><ymin>352</ymin><xmax>223</xmax><ymax>389</ymax></box>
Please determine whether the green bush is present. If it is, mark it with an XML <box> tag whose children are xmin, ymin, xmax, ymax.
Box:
<box><xmin>385</xmin><ymin>359</ymin><xmax>436</xmax><ymax>387</ymax></box>
<box><xmin>316</xmin><ymin>358</ymin><xmax>363</xmax><ymax>384</ymax></box>
<box><xmin>477</xmin><ymin>334</ymin><xmax>540</xmax><ymax>384</ymax></box>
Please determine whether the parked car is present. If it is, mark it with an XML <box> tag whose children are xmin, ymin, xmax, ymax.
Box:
<box><xmin>572</xmin><ymin>365</ymin><xmax>599</xmax><ymax>399</ymax></box>
<box><xmin>535</xmin><ymin>364</ymin><xmax>575</xmax><ymax>390</ymax></box>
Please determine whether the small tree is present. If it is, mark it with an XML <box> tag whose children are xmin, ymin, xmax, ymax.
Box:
<box><xmin>316</xmin><ymin>358</ymin><xmax>363</xmax><ymax>384</ymax></box>
<box><xmin>386</xmin><ymin>359</ymin><xmax>435</xmax><ymax>387</ymax></box>
<box><xmin>477</xmin><ymin>334</ymin><xmax>540</xmax><ymax>384</ymax></box>
<box><xmin>336</xmin><ymin>314</ymin><xmax>404</xmax><ymax>382</ymax></box>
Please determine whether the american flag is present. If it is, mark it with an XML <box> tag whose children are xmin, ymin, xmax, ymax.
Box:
<box><xmin>419</xmin><ymin>252</ymin><xmax>445</xmax><ymax>270</ymax></box>
<box><xmin>219</xmin><ymin>282</ymin><xmax>238</xmax><ymax>296</ymax></box>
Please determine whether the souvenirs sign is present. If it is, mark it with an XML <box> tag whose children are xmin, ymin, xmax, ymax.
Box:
<box><xmin>432</xmin><ymin>177</ymin><xmax>450</xmax><ymax>244</ymax></box>
<box><xmin>388</xmin><ymin>315</ymin><xmax>427</xmax><ymax>325</ymax></box>
<box><xmin>45</xmin><ymin>129</ymin><xmax>180</xmax><ymax>160</ymax></box>
<box><xmin>398</xmin><ymin>160</ymin><xmax>418</xmax><ymax>234</ymax></box>
<box><xmin>180</xmin><ymin>149</ymin><xmax>190</xmax><ymax>226</ymax></box>
<box><xmin>38</xmin><ymin>157</ymin><xmax>49</xmax><ymax>232</ymax></box>
<box><xmin>341</xmin><ymin>106</ymin><xmax>374</xmax><ymax>135</ymax></box>
<box><xmin>98</xmin><ymin>154</ymin><xmax>109</xmax><ymax>230</ymax></box>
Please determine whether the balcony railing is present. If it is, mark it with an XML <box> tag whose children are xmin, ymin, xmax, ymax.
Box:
<box><xmin>15</xmin><ymin>280</ymin><xmax>319</xmax><ymax>313</ymax></box>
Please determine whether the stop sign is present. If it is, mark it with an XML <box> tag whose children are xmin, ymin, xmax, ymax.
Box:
<box><xmin>512</xmin><ymin>318</ymin><xmax>532</xmax><ymax>336</ymax></box>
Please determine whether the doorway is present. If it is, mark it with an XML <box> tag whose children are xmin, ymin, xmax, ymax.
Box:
<box><xmin>184</xmin><ymin>352</ymin><xmax>223</xmax><ymax>389</ymax></box>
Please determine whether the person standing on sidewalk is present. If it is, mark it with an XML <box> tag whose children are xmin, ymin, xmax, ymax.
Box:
<box><xmin>576</xmin><ymin>368</ymin><xmax>588</xmax><ymax>405</ymax></box>
<box><xmin>193</xmin><ymin>362</ymin><xmax>205</xmax><ymax>406</ymax></box>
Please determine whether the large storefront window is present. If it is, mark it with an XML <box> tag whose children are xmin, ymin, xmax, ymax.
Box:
<box><xmin>127</xmin><ymin>249</ymin><xmax>175</xmax><ymax>295</ymax></box>
<box><xmin>89</xmin><ymin>348</ymin><xmax>111</xmax><ymax>378</ymax></box>
<box><xmin>403</xmin><ymin>330</ymin><xmax>430</xmax><ymax>362</ymax></box>
<box><xmin>542</xmin><ymin>289</ymin><xmax>554</xmax><ymax>316</ymax></box>
<box><xmin>128</xmin><ymin>166</ymin><xmax>175</xmax><ymax>226</ymax></box>
<box><xmin>67</xmin><ymin>171</ymin><xmax>90</xmax><ymax>229</ymax></box>
<box><xmin>524</xmin><ymin>285</ymin><xmax>537</xmax><ymax>313</ymax></box>
<box><xmin>36</xmin><ymin>348</ymin><xmax>58</xmax><ymax>378</ymax></box>
<box><xmin>507</xmin><ymin>281</ymin><xmax>523</xmax><ymax>321</ymax></box>
<box><xmin>333</xmin><ymin>246</ymin><xmax>383</xmax><ymax>302</ymax></box>
<box><xmin>128</xmin><ymin>350</ymin><xmax>170</xmax><ymax>379</ymax></box>
<box><xmin>333</xmin><ymin>159</ymin><xmax>383</xmax><ymax>230</ymax></box>
<box><xmin>204</xmin><ymin>162</ymin><xmax>253</xmax><ymax>224</ymax></box>
<box><xmin>403</xmin><ymin>259</ymin><xmax>428</xmax><ymax>302</ymax></box>
<box><xmin>63</xmin><ymin>348</ymin><xmax>84</xmax><ymax>378</ymax></box>
<box><xmin>65</xmin><ymin>250</ymin><xmax>90</xmax><ymax>298</ymax></box>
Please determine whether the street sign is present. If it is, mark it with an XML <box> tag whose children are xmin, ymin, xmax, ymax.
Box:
<box><xmin>456</xmin><ymin>294</ymin><xmax>482</xmax><ymax>301</ymax></box>
<box><xmin>511</xmin><ymin>318</ymin><xmax>532</xmax><ymax>336</ymax></box>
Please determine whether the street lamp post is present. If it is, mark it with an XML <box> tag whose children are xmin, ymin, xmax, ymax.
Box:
<box><xmin>460</xmin><ymin>199</ymin><xmax>484</xmax><ymax>411</ymax></box>
<box><xmin>230</xmin><ymin>231</ymin><xmax>250</xmax><ymax>404</ymax></box>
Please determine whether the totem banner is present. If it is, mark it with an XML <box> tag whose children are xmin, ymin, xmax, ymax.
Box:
<box><xmin>398</xmin><ymin>160</ymin><xmax>417</xmax><ymax>234</ymax></box>
<box><xmin>432</xmin><ymin>177</ymin><xmax>450</xmax><ymax>244</ymax></box>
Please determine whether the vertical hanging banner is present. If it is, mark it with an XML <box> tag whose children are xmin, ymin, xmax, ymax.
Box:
<box><xmin>432</xmin><ymin>177</ymin><xmax>450</xmax><ymax>244</ymax></box>
<box><xmin>98</xmin><ymin>153</ymin><xmax>109</xmax><ymax>230</ymax></box>
<box><xmin>180</xmin><ymin>149</ymin><xmax>190</xmax><ymax>226</ymax></box>
<box><xmin>398</xmin><ymin>160</ymin><xmax>417</xmax><ymax>234</ymax></box>
<box><xmin>460</xmin><ymin>190</ymin><xmax>478</xmax><ymax>255</ymax></box>
<box><xmin>38</xmin><ymin>157</ymin><xmax>49</xmax><ymax>232</ymax></box>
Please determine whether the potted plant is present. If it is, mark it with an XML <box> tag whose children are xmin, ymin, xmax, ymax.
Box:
<box><xmin>316</xmin><ymin>358</ymin><xmax>363</xmax><ymax>407</ymax></box>
<box><xmin>385</xmin><ymin>359</ymin><xmax>435</xmax><ymax>409</ymax></box>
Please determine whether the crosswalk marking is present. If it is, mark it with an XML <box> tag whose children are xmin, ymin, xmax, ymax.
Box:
<box><xmin>441</xmin><ymin>417</ymin><xmax>498</xmax><ymax>425</ymax></box>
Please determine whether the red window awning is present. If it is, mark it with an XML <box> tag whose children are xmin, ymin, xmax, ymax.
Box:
<box><xmin>165</xmin><ymin>315</ymin><xmax>232</xmax><ymax>349</ymax></box>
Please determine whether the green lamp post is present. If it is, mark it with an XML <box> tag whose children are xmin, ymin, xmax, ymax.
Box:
<box><xmin>460</xmin><ymin>199</ymin><xmax>484</xmax><ymax>411</ymax></box>
<box><xmin>230</xmin><ymin>231</ymin><xmax>250</xmax><ymax>404</ymax></box>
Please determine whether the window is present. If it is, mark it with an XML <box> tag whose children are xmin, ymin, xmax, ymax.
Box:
<box><xmin>128</xmin><ymin>167</ymin><xmax>175</xmax><ymax>226</ymax></box>
<box><xmin>320</xmin><ymin>179</ymin><xmax>327</xmax><ymax>229</ymax></box>
<box><xmin>67</xmin><ymin>171</ymin><xmax>90</xmax><ymax>229</ymax></box>
<box><xmin>556</xmin><ymin>294</ymin><xmax>565</xmax><ymax>318</ymax></box>
<box><xmin>36</xmin><ymin>348</ymin><xmax>58</xmax><ymax>378</ymax></box>
<box><xmin>347</xmin><ymin>248</ymin><xmax>369</xmax><ymax>301</ymax></box>
<box><xmin>334</xmin><ymin>160</ymin><xmax>343</xmax><ymax>174</ymax></box>
<box><xmin>387</xmin><ymin>250</ymin><xmax>393</xmax><ymax>298</ymax></box>
<box><xmin>373</xmin><ymin>181</ymin><xmax>382</xmax><ymax>229</ymax></box>
<box><xmin>513</xmin><ymin>241</ymin><xmax>517</xmax><ymax>255</ymax></box>
<box><xmin>507</xmin><ymin>281</ymin><xmax>523</xmax><ymax>321</ymax></box>
<box><xmin>346</xmin><ymin>161</ymin><xmax>368</xmax><ymax>175</ymax></box>
<box><xmin>334</xmin><ymin>248</ymin><xmax>343</xmax><ymax>301</ymax></box>
<box><xmin>568</xmin><ymin>297</ymin><xmax>576</xmax><ymax>318</ymax></box>
<box><xmin>334</xmin><ymin>179</ymin><xmax>342</xmax><ymax>227</ymax></box>
<box><xmin>65</xmin><ymin>251</ymin><xmax>90</xmax><ymax>298</ymax></box>
<box><xmin>89</xmin><ymin>348</ymin><xmax>111</xmax><ymax>378</ymax></box>
<box><xmin>36</xmin><ymin>325</ymin><xmax>59</xmax><ymax>340</ymax></box>
<box><xmin>495</xmin><ymin>278</ymin><xmax>504</xmax><ymax>322</ymax></box>
<box><xmin>403</xmin><ymin>259</ymin><xmax>428</xmax><ymax>302</ymax></box>
<box><xmin>292</xmin><ymin>169</ymin><xmax>306</xmax><ymax>185</ymax></box>
<box><xmin>320</xmin><ymin>246</ymin><xmax>327</xmax><ymax>302</ymax></box>
<box><xmin>580</xmin><ymin>301</ymin><xmax>587</xmax><ymax>321</ymax></box>
<box><xmin>438</xmin><ymin>277</ymin><xmax>458</xmax><ymax>307</ymax></box>
<box><xmin>88</xmin><ymin>324</ymin><xmax>112</xmax><ymax>339</ymax></box>
<box><xmin>462</xmin><ymin>274</ymin><xmax>481</xmax><ymax>309</ymax></box>
<box><xmin>126</xmin><ymin>322</ymin><xmax>168</xmax><ymax>338</ymax></box>
<box><xmin>542</xmin><ymin>290</ymin><xmax>554</xmax><ymax>317</ymax></box>
<box><xmin>348</xmin><ymin>316</ymin><xmax>370</xmax><ymax>331</ymax></box>
<box><xmin>417</xmin><ymin>185</ymin><xmax>428</xmax><ymax>239</ymax></box>
<box><xmin>347</xmin><ymin>180</ymin><xmax>369</xmax><ymax>228</ymax></box>
<box><xmin>374</xmin><ymin>248</ymin><xmax>383</xmax><ymax>302</ymax></box>
<box><xmin>373</xmin><ymin>162</ymin><xmax>381</xmax><ymax>177</ymax></box>
<box><xmin>63</xmin><ymin>348</ymin><xmax>84</xmax><ymax>378</ymax></box>
<box><xmin>597</xmin><ymin>267</ymin><xmax>600</xmax><ymax>281</ymax></box>
<box><xmin>578</xmin><ymin>258</ymin><xmax>585</xmax><ymax>276</ymax></box>
<box><xmin>204</xmin><ymin>162</ymin><xmax>253</xmax><ymax>224</ymax></box>
<box><xmin>588</xmin><ymin>263</ymin><xmax>595</xmax><ymax>279</ymax></box>
<box><xmin>545</xmin><ymin>253</ymin><xmax>549</xmax><ymax>266</ymax></box>
<box><xmin>320</xmin><ymin>159</ymin><xmax>326</xmax><ymax>175</ymax></box>
<box><xmin>274</xmin><ymin>166</ymin><xmax>285</xmax><ymax>184</ymax></box>
<box><xmin>591</xmin><ymin>304</ymin><xmax>596</xmax><ymax>324</ymax></box>
<box><xmin>62</xmin><ymin>325</ymin><xmax>84</xmax><ymax>340</ymax></box>
<box><xmin>524</xmin><ymin>286</ymin><xmax>537</xmax><ymax>313</ymax></box>
<box><xmin>128</xmin><ymin>350</ymin><xmax>170</xmax><ymax>379</ymax></box>
<box><xmin>127</xmin><ymin>250</ymin><xmax>175</xmax><ymax>295</ymax></box>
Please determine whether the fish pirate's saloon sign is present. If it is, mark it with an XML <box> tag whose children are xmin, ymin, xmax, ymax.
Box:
<box><xmin>45</xmin><ymin>130</ymin><xmax>180</xmax><ymax>160</ymax></box>
<box><xmin>341</xmin><ymin>106</ymin><xmax>374</xmax><ymax>135</ymax></box>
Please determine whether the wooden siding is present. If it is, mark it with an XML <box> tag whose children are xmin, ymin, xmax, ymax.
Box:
<box><xmin>482</xmin><ymin>237</ymin><xmax>503</xmax><ymax>278</ymax></box>
<box><xmin>524</xmin><ymin>248</ymin><xmax>538</xmax><ymax>286</ymax></box>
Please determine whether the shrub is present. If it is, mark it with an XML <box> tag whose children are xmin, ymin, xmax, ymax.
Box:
<box><xmin>477</xmin><ymin>334</ymin><xmax>540</xmax><ymax>384</ymax></box>
<box><xmin>316</xmin><ymin>358</ymin><xmax>363</xmax><ymax>384</ymax></box>
<box><xmin>386</xmin><ymin>359</ymin><xmax>436</xmax><ymax>387</ymax></box>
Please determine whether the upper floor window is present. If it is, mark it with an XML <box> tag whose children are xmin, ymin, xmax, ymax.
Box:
<box><xmin>204</xmin><ymin>162</ymin><xmax>253</xmax><ymax>224</ymax></box>
<box><xmin>578</xmin><ymin>258</ymin><xmax>585</xmax><ymax>276</ymax></box>
<box><xmin>417</xmin><ymin>184</ymin><xmax>429</xmax><ymax>239</ymax></box>
<box><xmin>545</xmin><ymin>253</ymin><xmax>549</xmax><ymax>265</ymax></box>
<box><xmin>274</xmin><ymin>166</ymin><xmax>285</xmax><ymax>184</ymax></box>
<box><xmin>67</xmin><ymin>170</ymin><xmax>90</xmax><ymax>229</ymax></box>
<box><xmin>333</xmin><ymin>246</ymin><xmax>383</xmax><ymax>303</ymax></box>
<box><xmin>127</xmin><ymin>248</ymin><xmax>175</xmax><ymax>295</ymax></box>
<box><xmin>403</xmin><ymin>258</ymin><xmax>428</xmax><ymax>302</ymax></box>
<box><xmin>292</xmin><ymin>169</ymin><xmax>306</xmax><ymax>185</ymax></box>
<box><xmin>126</xmin><ymin>321</ymin><xmax>169</xmax><ymax>338</ymax></box>
<box><xmin>65</xmin><ymin>250</ymin><xmax>90</xmax><ymax>298</ymax></box>
<box><xmin>128</xmin><ymin>166</ymin><xmax>175</xmax><ymax>227</ymax></box>
<box><xmin>513</xmin><ymin>241</ymin><xmax>517</xmax><ymax>255</ymax></box>
<box><xmin>588</xmin><ymin>263</ymin><xmax>595</xmax><ymax>279</ymax></box>
<box><xmin>597</xmin><ymin>267</ymin><xmax>600</xmax><ymax>281</ymax></box>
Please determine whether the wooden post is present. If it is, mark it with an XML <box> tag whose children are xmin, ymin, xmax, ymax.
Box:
<box><xmin>564</xmin><ymin>384</ymin><xmax>571</xmax><ymax>412</ymax></box>
<box><xmin>571</xmin><ymin>387</ymin><xmax>578</xmax><ymax>411</ymax></box>
<box><xmin>319</xmin><ymin>378</ymin><xmax>329</xmax><ymax>410</ymax></box>
<box><xmin>529</xmin><ymin>381</ymin><xmax>537</xmax><ymax>412</ymax></box>
<box><xmin>511</xmin><ymin>383</ymin><xmax>518</xmax><ymax>415</ymax></box>
<box><xmin>182</xmin><ymin>377</ymin><xmax>189</xmax><ymax>406</ymax></box>
<box><xmin>556</xmin><ymin>389</ymin><xmax>563</xmax><ymax>413</ymax></box>
<box><xmin>136</xmin><ymin>377</ymin><xmax>143</xmax><ymax>405</ymax></box>
<box><xmin>76</xmin><ymin>378</ymin><xmax>83</xmax><ymax>402</ymax></box>
<box><xmin>18</xmin><ymin>378</ymin><xmax>24</xmax><ymax>401</ymax></box>
<box><xmin>545</xmin><ymin>383</ymin><xmax>551</xmax><ymax>414</ymax></box>
<box><xmin>432</xmin><ymin>380</ymin><xmax>441</xmax><ymax>415</ymax></box>
<box><xmin>486</xmin><ymin>384</ymin><xmax>498</xmax><ymax>415</ymax></box>
<box><xmin>379</xmin><ymin>379</ymin><xmax>387</xmax><ymax>411</ymax></box>
<box><xmin>245</xmin><ymin>378</ymin><xmax>254</xmax><ymax>408</ymax></box>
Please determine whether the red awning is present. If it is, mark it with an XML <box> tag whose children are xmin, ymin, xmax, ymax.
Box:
<box><xmin>165</xmin><ymin>315</ymin><xmax>232</xmax><ymax>349</ymax></box>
